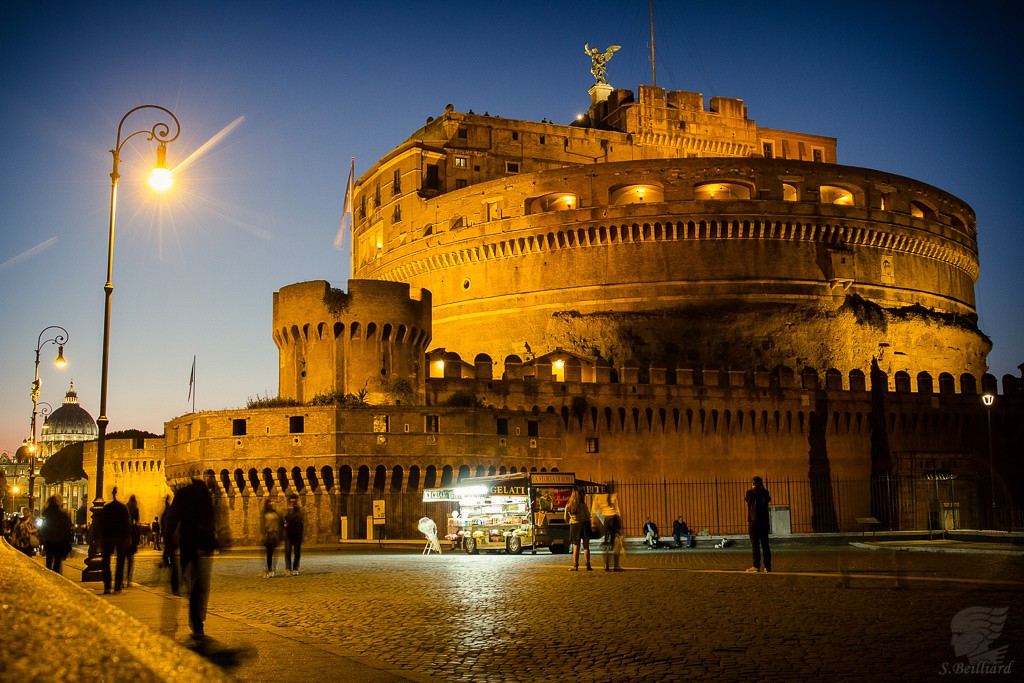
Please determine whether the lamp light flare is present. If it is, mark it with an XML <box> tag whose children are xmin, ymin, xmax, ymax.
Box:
<box><xmin>170</xmin><ymin>115</ymin><xmax>245</xmax><ymax>176</ymax></box>
<box><xmin>148</xmin><ymin>167</ymin><xmax>173</xmax><ymax>192</ymax></box>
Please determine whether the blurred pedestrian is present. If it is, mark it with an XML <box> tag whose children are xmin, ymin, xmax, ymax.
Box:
<box><xmin>262</xmin><ymin>499</ymin><xmax>283</xmax><ymax>578</ymax></box>
<box><xmin>11</xmin><ymin>508</ymin><xmax>38</xmax><ymax>557</ymax></box>
<box><xmin>592</xmin><ymin>492</ymin><xmax>623</xmax><ymax>571</ymax></box>
<box><xmin>167</xmin><ymin>478</ymin><xmax>220</xmax><ymax>642</ymax></box>
<box><xmin>40</xmin><ymin>495</ymin><xmax>73</xmax><ymax>573</ymax></box>
<box><xmin>126</xmin><ymin>494</ymin><xmax>141</xmax><ymax>587</ymax></box>
<box><xmin>745</xmin><ymin>476</ymin><xmax>772</xmax><ymax>573</ymax></box>
<box><xmin>160</xmin><ymin>494</ymin><xmax>180</xmax><ymax>595</ymax></box>
<box><xmin>99</xmin><ymin>487</ymin><xmax>132</xmax><ymax>593</ymax></box>
<box><xmin>283</xmin><ymin>493</ymin><xmax>305</xmax><ymax>576</ymax></box>
<box><xmin>564</xmin><ymin>487</ymin><xmax>591</xmax><ymax>571</ymax></box>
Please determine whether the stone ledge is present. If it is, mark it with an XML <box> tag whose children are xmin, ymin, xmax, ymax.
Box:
<box><xmin>0</xmin><ymin>538</ymin><xmax>231</xmax><ymax>682</ymax></box>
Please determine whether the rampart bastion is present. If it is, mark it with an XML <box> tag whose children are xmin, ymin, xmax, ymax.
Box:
<box><xmin>351</xmin><ymin>85</ymin><xmax>988</xmax><ymax>383</ymax></box>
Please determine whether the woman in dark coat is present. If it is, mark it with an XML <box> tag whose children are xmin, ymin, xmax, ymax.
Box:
<box><xmin>41</xmin><ymin>495</ymin><xmax>73</xmax><ymax>573</ymax></box>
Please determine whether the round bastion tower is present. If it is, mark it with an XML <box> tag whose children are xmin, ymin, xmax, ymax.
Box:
<box><xmin>349</xmin><ymin>86</ymin><xmax>989</xmax><ymax>382</ymax></box>
<box><xmin>273</xmin><ymin>280</ymin><xmax>432</xmax><ymax>405</ymax></box>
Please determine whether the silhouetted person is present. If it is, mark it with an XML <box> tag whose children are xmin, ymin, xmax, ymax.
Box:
<box><xmin>262</xmin><ymin>499</ymin><xmax>283</xmax><ymax>578</ymax></box>
<box><xmin>745</xmin><ymin>476</ymin><xmax>772</xmax><ymax>573</ymax></box>
<box><xmin>160</xmin><ymin>494</ymin><xmax>180</xmax><ymax>595</ymax></box>
<box><xmin>99</xmin><ymin>487</ymin><xmax>132</xmax><ymax>593</ymax></box>
<box><xmin>152</xmin><ymin>516</ymin><xmax>162</xmax><ymax>551</ymax></box>
<box><xmin>125</xmin><ymin>494</ymin><xmax>141</xmax><ymax>587</ymax></box>
<box><xmin>168</xmin><ymin>478</ymin><xmax>219</xmax><ymax>641</ymax></box>
<box><xmin>40</xmin><ymin>495</ymin><xmax>73</xmax><ymax>573</ymax></box>
<box><xmin>283</xmin><ymin>493</ymin><xmax>305</xmax><ymax>576</ymax></box>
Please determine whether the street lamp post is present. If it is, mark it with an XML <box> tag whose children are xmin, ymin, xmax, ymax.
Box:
<box><xmin>29</xmin><ymin>326</ymin><xmax>68</xmax><ymax>512</ymax></box>
<box><xmin>84</xmin><ymin>106</ymin><xmax>180</xmax><ymax>582</ymax></box>
<box><xmin>981</xmin><ymin>393</ymin><xmax>996</xmax><ymax>525</ymax></box>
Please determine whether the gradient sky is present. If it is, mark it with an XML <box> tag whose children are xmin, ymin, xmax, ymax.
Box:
<box><xmin>2</xmin><ymin>1</ymin><xmax>1022</xmax><ymax>455</ymax></box>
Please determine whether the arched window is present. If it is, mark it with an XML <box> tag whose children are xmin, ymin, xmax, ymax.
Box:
<box><xmin>894</xmin><ymin>371</ymin><xmax>912</xmax><ymax>393</ymax></box>
<box><xmin>782</xmin><ymin>183</ymin><xmax>799</xmax><ymax>201</ymax></box>
<box><xmin>372</xmin><ymin>465</ymin><xmax>387</xmax><ymax>492</ymax></box>
<box><xmin>528</xmin><ymin>192</ymin><xmax>578</xmax><ymax>214</ymax></box>
<box><xmin>694</xmin><ymin>182</ymin><xmax>751</xmax><ymax>200</ymax></box>
<box><xmin>390</xmin><ymin>466</ymin><xmax>403</xmax><ymax>492</ymax></box>
<box><xmin>819</xmin><ymin>185</ymin><xmax>855</xmax><ymax>206</ymax></box>
<box><xmin>610</xmin><ymin>184</ymin><xmax>664</xmax><ymax>205</ymax></box>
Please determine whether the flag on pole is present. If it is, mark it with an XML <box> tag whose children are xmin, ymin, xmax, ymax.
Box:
<box><xmin>334</xmin><ymin>156</ymin><xmax>355</xmax><ymax>250</ymax></box>
<box><xmin>187</xmin><ymin>355</ymin><xmax>196</xmax><ymax>403</ymax></box>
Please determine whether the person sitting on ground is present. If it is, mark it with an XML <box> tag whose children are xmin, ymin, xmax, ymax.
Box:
<box><xmin>643</xmin><ymin>516</ymin><xmax>660</xmax><ymax>548</ymax></box>
<box><xmin>672</xmin><ymin>516</ymin><xmax>693</xmax><ymax>548</ymax></box>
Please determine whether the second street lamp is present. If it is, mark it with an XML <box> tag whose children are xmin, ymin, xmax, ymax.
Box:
<box><xmin>29</xmin><ymin>326</ymin><xmax>68</xmax><ymax>513</ymax></box>
<box><xmin>84</xmin><ymin>105</ymin><xmax>180</xmax><ymax>582</ymax></box>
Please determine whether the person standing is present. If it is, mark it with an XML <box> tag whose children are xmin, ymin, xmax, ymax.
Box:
<box><xmin>564</xmin><ymin>488</ymin><xmax>591</xmax><ymax>571</ymax></box>
<box><xmin>152</xmin><ymin>516</ymin><xmax>162</xmax><ymax>551</ymax></box>
<box><xmin>125</xmin><ymin>494</ymin><xmax>141</xmax><ymax>587</ymax></box>
<box><xmin>167</xmin><ymin>478</ymin><xmax>219</xmax><ymax>642</ymax></box>
<box><xmin>159</xmin><ymin>495</ymin><xmax>180</xmax><ymax>595</ymax></box>
<box><xmin>592</xmin><ymin>493</ymin><xmax>623</xmax><ymax>571</ymax></box>
<box><xmin>745</xmin><ymin>476</ymin><xmax>772</xmax><ymax>573</ymax></box>
<box><xmin>40</xmin><ymin>496</ymin><xmax>73</xmax><ymax>573</ymax></box>
<box><xmin>262</xmin><ymin>499</ymin><xmax>283</xmax><ymax>578</ymax></box>
<box><xmin>99</xmin><ymin>487</ymin><xmax>132</xmax><ymax>593</ymax></box>
<box><xmin>283</xmin><ymin>493</ymin><xmax>305</xmax><ymax>577</ymax></box>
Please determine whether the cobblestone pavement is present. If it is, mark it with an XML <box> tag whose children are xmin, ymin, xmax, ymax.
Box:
<box><xmin>117</xmin><ymin>545</ymin><xmax>1022</xmax><ymax>682</ymax></box>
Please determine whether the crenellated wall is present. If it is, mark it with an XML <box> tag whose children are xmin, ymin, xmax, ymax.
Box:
<box><xmin>273</xmin><ymin>280</ymin><xmax>431</xmax><ymax>405</ymax></box>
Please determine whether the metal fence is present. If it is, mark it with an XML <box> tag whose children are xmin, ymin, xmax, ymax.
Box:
<box><xmin>339</xmin><ymin>475</ymin><xmax>1019</xmax><ymax>541</ymax></box>
<box><xmin>605</xmin><ymin>475</ymin><xmax>1019</xmax><ymax>536</ymax></box>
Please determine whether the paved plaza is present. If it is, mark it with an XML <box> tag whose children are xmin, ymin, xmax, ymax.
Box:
<box><xmin>60</xmin><ymin>542</ymin><xmax>1023</xmax><ymax>682</ymax></box>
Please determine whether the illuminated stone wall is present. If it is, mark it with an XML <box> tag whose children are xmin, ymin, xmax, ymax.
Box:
<box><xmin>273</xmin><ymin>279</ymin><xmax>431</xmax><ymax>405</ymax></box>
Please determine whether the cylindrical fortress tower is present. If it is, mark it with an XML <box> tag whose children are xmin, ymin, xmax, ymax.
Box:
<box><xmin>273</xmin><ymin>279</ymin><xmax>431</xmax><ymax>404</ymax></box>
<box><xmin>350</xmin><ymin>96</ymin><xmax>988</xmax><ymax>382</ymax></box>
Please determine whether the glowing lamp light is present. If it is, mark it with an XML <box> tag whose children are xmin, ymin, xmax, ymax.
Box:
<box><xmin>54</xmin><ymin>345</ymin><xmax>67</xmax><ymax>368</ymax></box>
<box><xmin>11</xmin><ymin>485</ymin><xmax>19</xmax><ymax>495</ymax></box>
<box><xmin>576</xmin><ymin>113</ymin><xmax>584</xmax><ymax>121</ymax></box>
<box><xmin>982</xmin><ymin>393</ymin><xmax>995</xmax><ymax>407</ymax></box>
<box><xmin>148</xmin><ymin>142</ymin><xmax>173</xmax><ymax>191</ymax></box>
<box><xmin>553</xmin><ymin>359</ymin><xmax>565</xmax><ymax>370</ymax></box>
<box><xmin>434</xmin><ymin>360</ymin><xmax>445</xmax><ymax>374</ymax></box>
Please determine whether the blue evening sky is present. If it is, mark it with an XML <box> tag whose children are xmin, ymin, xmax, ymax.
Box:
<box><xmin>1</xmin><ymin>1</ymin><xmax>1021</xmax><ymax>453</ymax></box>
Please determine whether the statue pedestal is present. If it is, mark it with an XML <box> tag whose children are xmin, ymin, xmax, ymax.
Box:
<box><xmin>589</xmin><ymin>83</ymin><xmax>613</xmax><ymax>105</ymax></box>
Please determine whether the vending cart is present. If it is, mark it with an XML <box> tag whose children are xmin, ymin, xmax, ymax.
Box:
<box><xmin>423</xmin><ymin>472</ymin><xmax>603</xmax><ymax>555</ymax></box>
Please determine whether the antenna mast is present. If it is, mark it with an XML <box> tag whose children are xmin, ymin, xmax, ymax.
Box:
<box><xmin>649</xmin><ymin>0</ymin><xmax>657</xmax><ymax>87</ymax></box>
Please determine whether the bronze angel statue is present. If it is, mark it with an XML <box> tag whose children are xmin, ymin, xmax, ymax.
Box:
<box><xmin>585</xmin><ymin>43</ymin><xmax>620</xmax><ymax>84</ymax></box>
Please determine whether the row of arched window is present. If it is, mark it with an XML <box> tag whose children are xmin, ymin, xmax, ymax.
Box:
<box><xmin>197</xmin><ymin>463</ymin><xmax>559</xmax><ymax>495</ymax></box>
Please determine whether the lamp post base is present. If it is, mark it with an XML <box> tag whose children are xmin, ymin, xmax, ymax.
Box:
<box><xmin>81</xmin><ymin>497</ymin><xmax>105</xmax><ymax>582</ymax></box>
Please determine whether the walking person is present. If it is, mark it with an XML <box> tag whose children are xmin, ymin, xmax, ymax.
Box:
<box><xmin>745</xmin><ymin>476</ymin><xmax>772</xmax><ymax>573</ymax></box>
<box><xmin>262</xmin><ymin>499</ymin><xmax>283</xmax><ymax>578</ymax></box>
<box><xmin>167</xmin><ymin>478</ymin><xmax>220</xmax><ymax>642</ymax></box>
<box><xmin>125</xmin><ymin>494</ymin><xmax>141</xmax><ymax>587</ymax></box>
<box><xmin>592</xmin><ymin>492</ymin><xmax>623</xmax><ymax>571</ymax></box>
<box><xmin>564</xmin><ymin>487</ymin><xmax>592</xmax><ymax>571</ymax></box>
<box><xmin>40</xmin><ymin>495</ymin><xmax>73</xmax><ymax>574</ymax></box>
<box><xmin>160</xmin><ymin>495</ymin><xmax>180</xmax><ymax>595</ymax></box>
<box><xmin>99</xmin><ymin>487</ymin><xmax>132</xmax><ymax>593</ymax></box>
<box><xmin>283</xmin><ymin>493</ymin><xmax>305</xmax><ymax>576</ymax></box>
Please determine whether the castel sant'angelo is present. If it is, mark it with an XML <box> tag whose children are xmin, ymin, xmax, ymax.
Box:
<box><xmin>103</xmin><ymin>52</ymin><xmax>1016</xmax><ymax>544</ymax></box>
